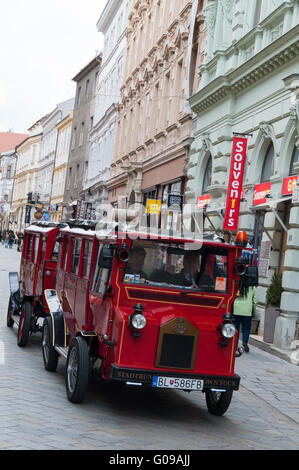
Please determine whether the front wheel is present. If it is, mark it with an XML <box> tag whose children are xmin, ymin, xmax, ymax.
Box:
<box><xmin>17</xmin><ymin>301</ymin><xmax>32</xmax><ymax>347</ymax></box>
<box><xmin>205</xmin><ymin>389</ymin><xmax>233</xmax><ymax>416</ymax></box>
<box><xmin>66</xmin><ymin>337</ymin><xmax>89</xmax><ymax>403</ymax></box>
<box><xmin>42</xmin><ymin>316</ymin><xmax>59</xmax><ymax>371</ymax></box>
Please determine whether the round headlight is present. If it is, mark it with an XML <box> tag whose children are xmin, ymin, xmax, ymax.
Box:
<box><xmin>131</xmin><ymin>313</ymin><xmax>147</xmax><ymax>330</ymax></box>
<box><xmin>222</xmin><ymin>323</ymin><xmax>236</xmax><ymax>338</ymax></box>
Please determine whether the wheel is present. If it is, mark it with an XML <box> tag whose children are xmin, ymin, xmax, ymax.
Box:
<box><xmin>205</xmin><ymin>389</ymin><xmax>233</xmax><ymax>416</ymax></box>
<box><xmin>66</xmin><ymin>336</ymin><xmax>89</xmax><ymax>403</ymax></box>
<box><xmin>17</xmin><ymin>301</ymin><xmax>32</xmax><ymax>347</ymax></box>
<box><xmin>42</xmin><ymin>316</ymin><xmax>59</xmax><ymax>371</ymax></box>
<box><xmin>7</xmin><ymin>297</ymin><xmax>14</xmax><ymax>327</ymax></box>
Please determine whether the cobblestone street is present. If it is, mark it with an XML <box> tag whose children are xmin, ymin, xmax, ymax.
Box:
<box><xmin>0</xmin><ymin>244</ymin><xmax>299</xmax><ymax>451</ymax></box>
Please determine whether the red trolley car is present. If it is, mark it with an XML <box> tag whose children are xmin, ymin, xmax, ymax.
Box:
<box><xmin>7</xmin><ymin>222</ymin><xmax>67</xmax><ymax>347</ymax></box>
<box><xmin>37</xmin><ymin>220</ymin><xmax>252</xmax><ymax>415</ymax></box>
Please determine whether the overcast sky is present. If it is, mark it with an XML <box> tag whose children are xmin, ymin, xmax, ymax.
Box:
<box><xmin>0</xmin><ymin>0</ymin><xmax>107</xmax><ymax>133</ymax></box>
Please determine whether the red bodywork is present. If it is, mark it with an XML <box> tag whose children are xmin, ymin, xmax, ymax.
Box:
<box><xmin>55</xmin><ymin>227</ymin><xmax>243</xmax><ymax>388</ymax></box>
<box><xmin>20</xmin><ymin>224</ymin><xmax>59</xmax><ymax>314</ymax></box>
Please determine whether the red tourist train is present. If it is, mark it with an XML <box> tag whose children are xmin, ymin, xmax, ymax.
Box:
<box><xmin>7</xmin><ymin>220</ymin><xmax>256</xmax><ymax>415</ymax></box>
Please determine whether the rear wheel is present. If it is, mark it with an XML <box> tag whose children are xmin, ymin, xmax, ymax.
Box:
<box><xmin>7</xmin><ymin>297</ymin><xmax>14</xmax><ymax>327</ymax></box>
<box><xmin>17</xmin><ymin>301</ymin><xmax>32</xmax><ymax>347</ymax></box>
<box><xmin>66</xmin><ymin>336</ymin><xmax>89</xmax><ymax>403</ymax></box>
<box><xmin>205</xmin><ymin>389</ymin><xmax>233</xmax><ymax>416</ymax></box>
<box><xmin>42</xmin><ymin>316</ymin><xmax>59</xmax><ymax>371</ymax></box>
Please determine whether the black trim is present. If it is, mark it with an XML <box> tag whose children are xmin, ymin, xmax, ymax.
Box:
<box><xmin>110</xmin><ymin>365</ymin><xmax>240</xmax><ymax>391</ymax></box>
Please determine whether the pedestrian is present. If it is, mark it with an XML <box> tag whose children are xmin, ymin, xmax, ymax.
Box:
<box><xmin>233</xmin><ymin>265</ymin><xmax>258</xmax><ymax>356</ymax></box>
<box><xmin>8</xmin><ymin>230</ymin><xmax>15</xmax><ymax>249</ymax></box>
<box><xmin>0</xmin><ymin>229</ymin><xmax>2</xmax><ymax>243</ymax></box>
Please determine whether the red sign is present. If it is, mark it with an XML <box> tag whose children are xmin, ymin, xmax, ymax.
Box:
<box><xmin>223</xmin><ymin>137</ymin><xmax>247</xmax><ymax>231</ymax></box>
<box><xmin>282</xmin><ymin>175</ymin><xmax>297</xmax><ymax>195</ymax></box>
<box><xmin>197</xmin><ymin>194</ymin><xmax>211</xmax><ymax>209</ymax></box>
<box><xmin>253</xmin><ymin>181</ymin><xmax>271</xmax><ymax>205</ymax></box>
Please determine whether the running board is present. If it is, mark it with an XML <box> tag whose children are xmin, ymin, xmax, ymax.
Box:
<box><xmin>54</xmin><ymin>346</ymin><xmax>68</xmax><ymax>359</ymax></box>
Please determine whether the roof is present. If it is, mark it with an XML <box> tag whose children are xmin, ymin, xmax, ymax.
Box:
<box><xmin>0</xmin><ymin>132</ymin><xmax>29</xmax><ymax>153</ymax></box>
<box><xmin>72</xmin><ymin>53</ymin><xmax>102</xmax><ymax>82</ymax></box>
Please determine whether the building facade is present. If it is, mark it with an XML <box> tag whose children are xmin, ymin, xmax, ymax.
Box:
<box><xmin>0</xmin><ymin>150</ymin><xmax>18</xmax><ymax>231</ymax></box>
<box><xmin>107</xmin><ymin>0</ymin><xmax>205</xmax><ymax>231</ymax></box>
<box><xmin>62</xmin><ymin>55</ymin><xmax>102</xmax><ymax>220</ymax></box>
<box><xmin>83</xmin><ymin>0</ymin><xmax>132</xmax><ymax>219</ymax></box>
<box><xmin>50</xmin><ymin>110</ymin><xmax>73</xmax><ymax>222</ymax></box>
<box><xmin>37</xmin><ymin>98</ymin><xmax>74</xmax><ymax>217</ymax></box>
<box><xmin>185</xmin><ymin>0</ymin><xmax>299</xmax><ymax>349</ymax></box>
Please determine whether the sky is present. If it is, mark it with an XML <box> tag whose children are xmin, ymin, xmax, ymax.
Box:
<box><xmin>0</xmin><ymin>0</ymin><xmax>107</xmax><ymax>133</ymax></box>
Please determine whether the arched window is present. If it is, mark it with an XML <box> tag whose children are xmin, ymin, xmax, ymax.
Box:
<box><xmin>290</xmin><ymin>146</ymin><xmax>299</xmax><ymax>175</ymax></box>
<box><xmin>261</xmin><ymin>143</ymin><xmax>274</xmax><ymax>182</ymax></box>
<box><xmin>202</xmin><ymin>155</ymin><xmax>212</xmax><ymax>194</ymax></box>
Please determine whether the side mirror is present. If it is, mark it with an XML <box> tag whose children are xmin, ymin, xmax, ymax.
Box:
<box><xmin>98</xmin><ymin>246</ymin><xmax>114</xmax><ymax>269</ymax></box>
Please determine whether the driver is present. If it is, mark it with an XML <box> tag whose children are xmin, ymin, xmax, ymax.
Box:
<box><xmin>125</xmin><ymin>246</ymin><xmax>147</xmax><ymax>279</ymax></box>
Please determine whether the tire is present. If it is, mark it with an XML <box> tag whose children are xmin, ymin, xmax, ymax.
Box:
<box><xmin>17</xmin><ymin>301</ymin><xmax>32</xmax><ymax>347</ymax></box>
<box><xmin>66</xmin><ymin>336</ymin><xmax>89</xmax><ymax>403</ymax></box>
<box><xmin>42</xmin><ymin>316</ymin><xmax>59</xmax><ymax>372</ymax></box>
<box><xmin>7</xmin><ymin>297</ymin><xmax>14</xmax><ymax>328</ymax></box>
<box><xmin>205</xmin><ymin>389</ymin><xmax>233</xmax><ymax>416</ymax></box>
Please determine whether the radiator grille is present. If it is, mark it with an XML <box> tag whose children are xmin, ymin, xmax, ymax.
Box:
<box><xmin>159</xmin><ymin>334</ymin><xmax>195</xmax><ymax>369</ymax></box>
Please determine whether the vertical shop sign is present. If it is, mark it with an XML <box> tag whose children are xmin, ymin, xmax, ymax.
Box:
<box><xmin>223</xmin><ymin>136</ymin><xmax>248</xmax><ymax>231</ymax></box>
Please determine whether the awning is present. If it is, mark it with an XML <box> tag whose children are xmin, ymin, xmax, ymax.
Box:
<box><xmin>249</xmin><ymin>195</ymin><xmax>292</xmax><ymax>236</ymax></box>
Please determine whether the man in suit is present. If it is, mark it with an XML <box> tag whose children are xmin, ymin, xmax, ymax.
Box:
<box><xmin>125</xmin><ymin>246</ymin><xmax>148</xmax><ymax>279</ymax></box>
<box><xmin>173</xmin><ymin>252</ymin><xmax>200</xmax><ymax>286</ymax></box>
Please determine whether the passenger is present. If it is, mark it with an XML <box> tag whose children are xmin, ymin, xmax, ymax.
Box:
<box><xmin>173</xmin><ymin>252</ymin><xmax>200</xmax><ymax>286</ymax></box>
<box><xmin>125</xmin><ymin>246</ymin><xmax>148</xmax><ymax>279</ymax></box>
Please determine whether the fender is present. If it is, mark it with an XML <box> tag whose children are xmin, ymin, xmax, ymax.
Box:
<box><xmin>9</xmin><ymin>272</ymin><xmax>20</xmax><ymax>313</ymax></box>
<box><xmin>44</xmin><ymin>289</ymin><xmax>66</xmax><ymax>347</ymax></box>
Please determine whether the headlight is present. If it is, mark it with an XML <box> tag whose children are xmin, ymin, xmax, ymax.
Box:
<box><xmin>222</xmin><ymin>323</ymin><xmax>236</xmax><ymax>338</ymax></box>
<box><xmin>131</xmin><ymin>313</ymin><xmax>147</xmax><ymax>330</ymax></box>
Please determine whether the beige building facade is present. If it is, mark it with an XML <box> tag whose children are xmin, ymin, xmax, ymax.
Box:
<box><xmin>50</xmin><ymin>111</ymin><xmax>73</xmax><ymax>222</ymax></box>
<box><xmin>108</xmin><ymin>0</ymin><xmax>206</xmax><ymax>228</ymax></box>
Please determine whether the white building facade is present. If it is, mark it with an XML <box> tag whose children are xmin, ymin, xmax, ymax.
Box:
<box><xmin>186</xmin><ymin>0</ymin><xmax>299</xmax><ymax>349</ymax></box>
<box><xmin>36</xmin><ymin>98</ymin><xmax>74</xmax><ymax>210</ymax></box>
<box><xmin>84</xmin><ymin>0</ymin><xmax>132</xmax><ymax>212</ymax></box>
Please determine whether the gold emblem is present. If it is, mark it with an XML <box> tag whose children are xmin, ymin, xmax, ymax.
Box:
<box><xmin>175</xmin><ymin>318</ymin><xmax>186</xmax><ymax>335</ymax></box>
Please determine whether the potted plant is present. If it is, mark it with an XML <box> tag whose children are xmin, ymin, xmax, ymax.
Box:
<box><xmin>263</xmin><ymin>271</ymin><xmax>283</xmax><ymax>343</ymax></box>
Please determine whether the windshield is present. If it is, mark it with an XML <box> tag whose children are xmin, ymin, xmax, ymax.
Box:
<box><xmin>123</xmin><ymin>240</ymin><xmax>228</xmax><ymax>293</ymax></box>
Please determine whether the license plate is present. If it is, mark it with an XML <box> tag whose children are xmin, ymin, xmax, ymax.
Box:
<box><xmin>152</xmin><ymin>376</ymin><xmax>203</xmax><ymax>391</ymax></box>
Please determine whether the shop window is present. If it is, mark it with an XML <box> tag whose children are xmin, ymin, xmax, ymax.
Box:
<box><xmin>261</xmin><ymin>143</ymin><xmax>274</xmax><ymax>182</ymax></box>
<box><xmin>202</xmin><ymin>155</ymin><xmax>212</xmax><ymax>194</ymax></box>
<box><xmin>290</xmin><ymin>146</ymin><xmax>299</xmax><ymax>175</ymax></box>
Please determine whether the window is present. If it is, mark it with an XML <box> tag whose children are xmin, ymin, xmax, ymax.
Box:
<box><xmin>51</xmin><ymin>241</ymin><xmax>60</xmax><ymax>261</ymax></box>
<box><xmin>92</xmin><ymin>245</ymin><xmax>110</xmax><ymax>295</ymax></box>
<box><xmin>261</xmin><ymin>143</ymin><xmax>274</xmax><ymax>182</ymax></box>
<box><xmin>6</xmin><ymin>165</ymin><xmax>11</xmax><ymax>179</ymax></box>
<box><xmin>71</xmin><ymin>127</ymin><xmax>76</xmax><ymax>150</ymax></box>
<box><xmin>67</xmin><ymin>167</ymin><xmax>72</xmax><ymax>190</ymax></box>
<box><xmin>290</xmin><ymin>146</ymin><xmax>299</xmax><ymax>176</ymax></box>
<box><xmin>85</xmin><ymin>79</ymin><xmax>90</xmax><ymax>98</ymax></box>
<box><xmin>82</xmin><ymin>240</ymin><xmax>93</xmax><ymax>279</ymax></box>
<box><xmin>202</xmin><ymin>155</ymin><xmax>212</xmax><ymax>194</ymax></box>
<box><xmin>74</xmin><ymin>164</ymin><xmax>79</xmax><ymax>189</ymax></box>
<box><xmin>63</xmin><ymin>237</ymin><xmax>70</xmax><ymax>271</ymax></box>
<box><xmin>33</xmin><ymin>235</ymin><xmax>40</xmax><ymax>263</ymax></box>
<box><xmin>27</xmin><ymin>235</ymin><xmax>33</xmax><ymax>261</ymax></box>
<box><xmin>71</xmin><ymin>239</ymin><xmax>82</xmax><ymax>275</ymax></box>
<box><xmin>123</xmin><ymin>240</ymin><xmax>228</xmax><ymax>293</ymax></box>
<box><xmin>79</xmin><ymin>122</ymin><xmax>84</xmax><ymax>146</ymax></box>
<box><xmin>76</xmin><ymin>86</ymin><xmax>81</xmax><ymax>108</ymax></box>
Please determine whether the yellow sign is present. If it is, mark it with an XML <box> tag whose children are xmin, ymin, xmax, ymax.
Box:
<box><xmin>146</xmin><ymin>199</ymin><xmax>161</xmax><ymax>214</ymax></box>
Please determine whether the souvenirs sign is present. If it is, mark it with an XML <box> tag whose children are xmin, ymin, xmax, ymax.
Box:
<box><xmin>223</xmin><ymin>136</ymin><xmax>248</xmax><ymax>231</ymax></box>
<box><xmin>197</xmin><ymin>194</ymin><xmax>211</xmax><ymax>209</ymax></box>
<box><xmin>253</xmin><ymin>181</ymin><xmax>271</xmax><ymax>206</ymax></box>
<box><xmin>282</xmin><ymin>175</ymin><xmax>298</xmax><ymax>196</ymax></box>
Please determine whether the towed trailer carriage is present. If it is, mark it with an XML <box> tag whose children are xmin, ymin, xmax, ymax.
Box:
<box><xmin>7</xmin><ymin>222</ymin><xmax>67</xmax><ymax>347</ymax></box>
<box><xmin>40</xmin><ymin>220</ymin><xmax>252</xmax><ymax>415</ymax></box>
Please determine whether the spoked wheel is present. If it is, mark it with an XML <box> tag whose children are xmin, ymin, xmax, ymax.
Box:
<box><xmin>42</xmin><ymin>316</ymin><xmax>59</xmax><ymax>371</ymax></box>
<box><xmin>205</xmin><ymin>389</ymin><xmax>233</xmax><ymax>416</ymax></box>
<box><xmin>66</xmin><ymin>336</ymin><xmax>89</xmax><ymax>403</ymax></box>
<box><xmin>17</xmin><ymin>301</ymin><xmax>32</xmax><ymax>347</ymax></box>
<box><xmin>7</xmin><ymin>297</ymin><xmax>14</xmax><ymax>328</ymax></box>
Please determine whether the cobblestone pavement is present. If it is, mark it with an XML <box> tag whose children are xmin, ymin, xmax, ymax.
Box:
<box><xmin>0</xmin><ymin>244</ymin><xmax>298</xmax><ymax>451</ymax></box>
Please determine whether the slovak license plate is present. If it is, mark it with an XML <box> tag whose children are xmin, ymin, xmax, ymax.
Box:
<box><xmin>152</xmin><ymin>376</ymin><xmax>204</xmax><ymax>391</ymax></box>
